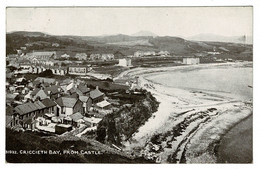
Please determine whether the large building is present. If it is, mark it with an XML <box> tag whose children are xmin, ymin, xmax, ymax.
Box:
<box><xmin>183</xmin><ymin>58</ymin><xmax>200</xmax><ymax>65</ymax></box>
<box><xmin>68</xmin><ymin>65</ymin><xmax>89</xmax><ymax>75</ymax></box>
<box><xmin>33</xmin><ymin>51</ymin><xmax>57</xmax><ymax>60</ymax></box>
<box><xmin>118</xmin><ymin>58</ymin><xmax>132</xmax><ymax>67</ymax></box>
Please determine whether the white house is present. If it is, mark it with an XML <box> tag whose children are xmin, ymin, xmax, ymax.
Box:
<box><xmin>183</xmin><ymin>58</ymin><xmax>200</xmax><ymax>65</ymax></box>
<box><xmin>118</xmin><ymin>58</ymin><xmax>132</xmax><ymax>67</ymax></box>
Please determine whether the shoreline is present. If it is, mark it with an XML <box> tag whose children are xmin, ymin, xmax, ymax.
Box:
<box><xmin>216</xmin><ymin>114</ymin><xmax>253</xmax><ymax>163</ymax></box>
<box><xmin>118</xmin><ymin>62</ymin><xmax>253</xmax><ymax>163</ymax></box>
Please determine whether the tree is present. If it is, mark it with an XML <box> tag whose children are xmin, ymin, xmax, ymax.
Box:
<box><xmin>39</xmin><ymin>69</ymin><xmax>53</xmax><ymax>77</ymax></box>
<box><xmin>96</xmin><ymin>126</ymin><xmax>106</xmax><ymax>143</ymax></box>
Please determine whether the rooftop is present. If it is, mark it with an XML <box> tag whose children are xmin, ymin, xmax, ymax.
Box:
<box><xmin>34</xmin><ymin>77</ymin><xmax>56</xmax><ymax>84</ymax></box>
<box><xmin>55</xmin><ymin>97</ymin><xmax>78</xmax><ymax>108</ymax></box>
<box><xmin>41</xmin><ymin>98</ymin><xmax>57</xmax><ymax>108</ymax></box>
<box><xmin>96</xmin><ymin>100</ymin><xmax>111</xmax><ymax>108</ymax></box>
<box><xmin>14</xmin><ymin>102</ymin><xmax>47</xmax><ymax>115</ymax></box>
<box><xmin>79</xmin><ymin>95</ymin><xmax>90</xmax><ymax>103</ymax></box>
<box><xmin>44</xmin><ymin>85</ymin><xmax>60</xmax><ymax>95</ymax></box>
<box><xmin>90</xmin><ymin>88</ymin><xmax>104</xmax><ymax>100</ymax></box>
<box><xmin>69</xmin><ymin>112</ymin><xmax>84</xmax><ymax>122</ymax></box>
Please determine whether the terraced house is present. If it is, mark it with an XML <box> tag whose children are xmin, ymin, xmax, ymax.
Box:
<box><xmin>13</xmin><ymin>101</ymin><xmax>48</xmax><ymax>129</ymax></box>
<box><xmin>68</xmin><ymin>65</ymin><xmax>89</xmax><ymax>75</ymax></box>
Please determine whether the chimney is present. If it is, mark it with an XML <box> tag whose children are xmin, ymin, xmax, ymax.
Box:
<box><xmin>47</xmin><ymin>91</ymin><xmax>51</xmax><ymax>95</ymax></box>
<box><xmin>96</xmin><ymin>86</ymin><xmax>99</xmax><ymax>90</ymax></box>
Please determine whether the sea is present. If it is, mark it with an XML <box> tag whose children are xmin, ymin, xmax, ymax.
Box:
<box><xmin>146</xmin><ymin>65</ymin><xmax>253</xmax><ymax>100</ymax></box>
<box><xmin>145</xmin><ymin>63</ymin><xmax>253</xmax><ymax>163</ymax></box>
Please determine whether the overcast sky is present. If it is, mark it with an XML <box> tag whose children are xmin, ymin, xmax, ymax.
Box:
<box><xmin>6</xmin><ymin>7</ymin><xmax>252</xmax><ymax>37</ymax></box>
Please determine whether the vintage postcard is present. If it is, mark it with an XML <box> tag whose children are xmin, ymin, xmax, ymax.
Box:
<box><xmin>5</xmin><ymin>7</ymin><xmax>253</xmax><ymax>163</ymax></box>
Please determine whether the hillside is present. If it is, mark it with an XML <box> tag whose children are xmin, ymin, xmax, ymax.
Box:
<box><xmin>187</xmin><ymin>33</ymin><xmax>253</xmax><ymax>44</ymax></box>
<box><xmin>6</xmin><ymin>31</ymin><xmax>252</xmax><ymax>58</ymax></box>
<box><xmin>131</xmin><ymin>30</ymin><xmax>158</xmax><ymax>37</ymax></box>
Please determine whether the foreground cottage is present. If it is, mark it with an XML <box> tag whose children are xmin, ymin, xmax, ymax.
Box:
<box><xmin>79</xmin><ymin>95</ymin><xmax>92</xmax><ymax>113</ymax></box>
<box><xmin>13</xmin><ymin>101</ymin><xmax>48</xmax><ymax>129</ymax></box>
<box><xmin>55</xmin><ymin>97</ymin><xmax>83</xmax><ymax>116</ymax></box>
<box><xmin>90</xmin><ymin>86</ymin><xmax>104</xmax><ymax>103</ymax></box>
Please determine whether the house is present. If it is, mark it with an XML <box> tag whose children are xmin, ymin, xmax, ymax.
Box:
<box><xmin>144</xmin><ymin>51</ymin><xmax>156</xmax><ymax>56</ymax></box>
<box><xmin>43</xmin><ymin>60</ymin><xmax>55</xmax><ymax>66</ymax></box>
<box><xmin>33</xmin><ymin>51</ymin><xmax>57</xmax><ymax>60</ymax></box>
<box><xmin>101</xmin><ymin>54</ymin><xmax>115</xmax><ymax>61</ymax></box>
<box><xmin>61</xmin><ymin>53</ymin><xmax>70</xmax><ymax>58</ymax></box>
<box><xmin>158</xmin><ymin>51</ymin><xmax>170</xmax><ymax>56</ymax></box>
<box><xmin>34</xmin><ymin>77</ymin><xmax>56</xmax><ymax>85</ymax></box>
<box><xmin>64</xmin><ymin>112</ymin><xmax>84</xmax><ymax>127</ymax></box>
<box><xmin>75</xmin><ymin>53</ymin><xmax>88</xmax><ymax>60</ymax></box>
<box><xmin>83</xmin><ymin>117</ymin><xmax>102</xmax><ymax>127</ymax></box>
<box><xmin>183</xmin><ymin>58</ymin><xmax>200</xmax><ymax>65</ymax></box>
<box><xmin>15</xmin><ymin>77</ymin><xmax>27</xmax><ymax>85</ymax></box>
<box><xmin>89</xmin><ymin>86</ymin><xmax>105</xmax><ymax>103</ymax></box>
<box><xmin>41</xmin><ymin>98</ymin><xmax>57</xmax><ymax>116</ymax></box>
<box><xmin>118</xmin><ymin>58</ymin><xmax>132</xmax><ymax>67</ymax></box>
<box><xmin>24</xmin><ymin>91</ymin><xmax>32</xmax><ymax>101</ymax></box>
<box><xmin>6</xmin><ymin>116</ymin><xmax>13</xmax><ymax>128</ymax></box>
<box><xmin>68</xmin><ymin>65</ymin><xmax>88</xmax><ymax>75</ymax></box>
<box><xmin>52</xmin><ymin>43</ymin><xmax>60</xmax><ymax>47</ymax></box>
<box><xmin>90</xmin><ymin>54</ymin><xmax>102</xmax><ymax>60</ymax></box>
<box><xmin>79</xmin><ymin>96</ymin><xmax>92</xmax><ymax>113</ymax></box>
<box><xmin>134</xmin><ymin>51</ymin><xmax>155</xmax><ymax>57</ymax></box>
<box><xmin>31</xmin><ymin>88</ymin><xmax>49</xmax><ymax>101</ymax></box>
<box><xmin>13</xmin><ymin>101</ymin><xmax>47</xmax><ymax>129</ymax></box>
<box><xmin>6</xmin><ymin>94</ymin><xmax>19</xmax><ymax>103</ymax></box>
<box><xmin>51</xmin><ymin>67</ymin><xmax>67</xmax><ymax>76</ymax></box>
<box><xmin>90</xmin><ymin>86</ymin><xmax>104</xmax><ymax>103</ymax></box>
<box><xmin>76</xmin><ymin>83</ymin><xmax>90</xmax><ymax>96</ymax></box>
<box><xmin>55</xmin><ymin>97</ymin><xmax>83</xmax><ymax>116</ymax></box>
<box><xmin>96</xmin><ymin>100</ymin><xmax>111</xmax><ymax>110</ymax></box>
<box><xmin>44</xmin><ymin>85</ymin><xmax>62</xmax><ymax>99</ymax></box>
<box><xmin>134</xmin><ymin>51</ymin><xmax>145</xmax><ymax>57</ymax></box>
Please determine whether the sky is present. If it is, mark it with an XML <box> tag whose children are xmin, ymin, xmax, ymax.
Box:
<box><xmin>6</xmin><ymin>7</ymin><xmax>253</xmax><ymax>37</ymax></box>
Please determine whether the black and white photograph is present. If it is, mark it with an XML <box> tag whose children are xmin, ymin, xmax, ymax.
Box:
<box><xmin>4</xmin><ymin>5</ymin><xmax>255</xmax><ymax>164</ymax></box>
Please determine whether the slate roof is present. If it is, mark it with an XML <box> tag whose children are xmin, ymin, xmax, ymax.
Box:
<box><xmin>14</xmin><ymin>102</ymin><xmax>46</xmax><ymax>115</ymax></box>
<box><xmin>31</xmin><ymin>88</ymin><xmax>41</xmax><ymax>96</ymax></box>
<box><xmin>55</xmin><ymin>97</ymin><xmax>78</xmax><ymax>108</ymax></box>
<box><xmin>34</xmin><ymin>77</ymin><xmax>56</xmax><ymax>84</ymax></box>
<box><xmin>79</xmin><ymin>96</ymin><xmax>90</xmax><ymax>103</ymax></box>
<box><xmin>44</xmin><ymin>85</ymin><xmax>60</xmax><ymax>94</ymax></box>
<box><xmin>6</xmin><ymin>105</ymin><xmax>14</xmax><ymax>116</ymax></box>
<box><xmin>69</xmin><ymin>112</ymin><xmax>83</xmax><ymax>122</ymax></box>
<box><xmin>34</xmin><ymin>101</ymin><xmax>47</xmax><ymax>109</ymax></box>
<box><xmin>77</xmin><ymin>84</ymin><xmax>90</xmax><ymax>94</ymax></box>
<box><xmin>41</xmin><ymin>98</ymin><xmax>57</xmax><ymax>108</ymax></box>
<box><xmin>90</xmin><ymin>88</ymin><xmax>104</xmax><ymax>100</ymax></box>
<box><xmin>96</xmin><ymin>100</ymin><xmax>111</xmax><ymax>108</ymax></box>
<box><xmin>6</xmin><ymin>94</ymin><xmax>18</xmax><ymax>100</ymax></box>
<box><xmin>6</xmin><ymin>116</ymin><xmax>13</xmax><ymax>126</ymax></box>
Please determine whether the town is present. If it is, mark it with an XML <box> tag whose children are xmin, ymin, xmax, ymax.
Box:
<box><xmin>6</xmin><ymin>41</ymin><xmax>251</xmax><ymax>136</ymax></box>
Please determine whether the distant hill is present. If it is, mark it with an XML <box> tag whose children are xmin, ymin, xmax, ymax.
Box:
<box><xmin>6</xmin><ymin>31</ymin><xmax>252</xmax><ymax>59</ymax></box>
<box><xmin>131</xmin><ymin>31</ymin><xmax>158</xmax><ymax>37</ymax></box>
<box><xmin>7</xmin><ymin>31</ymin><xmax>49</xmax><ymax>37</ymax></box>
<box><xmin>187</xmin><ymin>33</ymin><xmax>253</xmax><ymax>44</ymax></box>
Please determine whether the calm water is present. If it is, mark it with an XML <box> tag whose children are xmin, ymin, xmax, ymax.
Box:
<box><xmin>147</xmin><ymin>66</ymin><xmax>253</xmax><ymax>100</ymax></box>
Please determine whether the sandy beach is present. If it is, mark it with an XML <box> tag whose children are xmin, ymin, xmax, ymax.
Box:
<box><xmin>118</xmin><ymin>62</ymin><xmax>253</xmax><ymax>163</ymax></box>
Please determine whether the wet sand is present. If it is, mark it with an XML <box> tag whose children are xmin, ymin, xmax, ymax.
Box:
<box><xmin>217</xmin><ymin>115</ymin><xmax>253</xmax><ymax>163</ymax></box>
